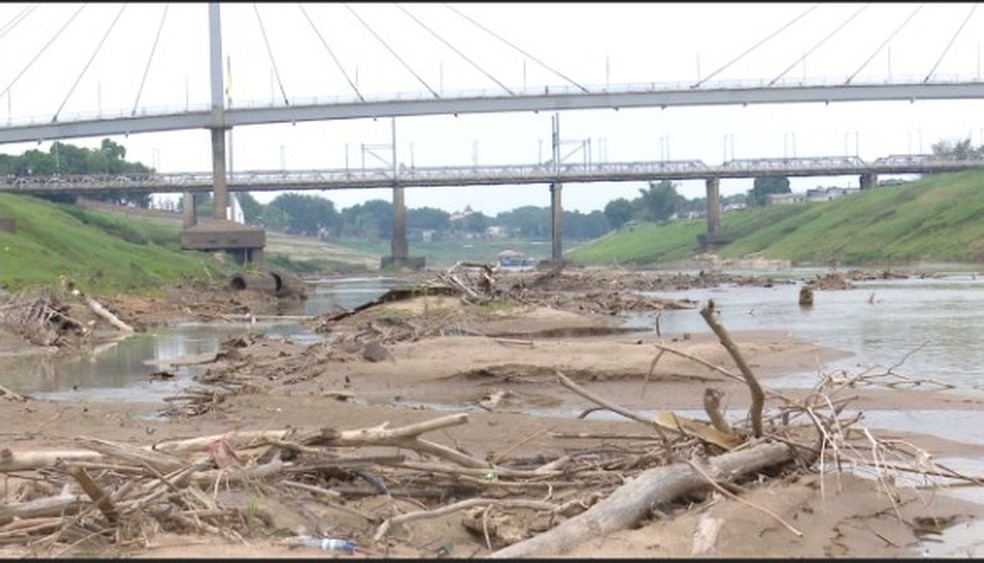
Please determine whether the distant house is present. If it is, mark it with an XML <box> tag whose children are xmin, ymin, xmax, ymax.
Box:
<box><xmin>767</xmin><ymin>192</ymin><xmax>806</xmax><ymax>205</ymax></box>
<box><xmin>805</xmin><ymin>186</ymin><xmax>859</xmax><ymax>202</ymax></box>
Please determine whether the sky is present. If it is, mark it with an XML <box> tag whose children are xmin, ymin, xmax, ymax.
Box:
<box><xmin>1</xmin><ymin>2</ymin><xmax>984</xmax><ymax>215</ymax></box>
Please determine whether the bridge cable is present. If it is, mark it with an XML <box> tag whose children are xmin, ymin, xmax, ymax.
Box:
<box><xmin>0</xmin><ymin>2</ymin><xmax>39</xmax><ymax>41</ymax></box>
<box><xmin>691</xmin><ymin>3</ymin><xmax>820</xmax><ymax>89</ymax></box>
<box><xmin>253</xmin><ymin>3</ymin><xmax>290</xmax><ymax>106</ymax></box>
<box><xmin>443</xmin><ymin>3</ymin><xmax>588</xmax><ymax>94</ymax></box>
<box><xmin>52</xmin><ymin>3</ymin><xmax>128</xmax><ymax>123</ymax></box>
<box><xmin>845</xmin><ymin>3</ymin><xmax>924</xmax><ymax>85</ymax></box>
<box><xmin>0</xmin><ymin>3</ymin><xmax>86</xmax><ymax>100</ymax></box>
<box><xmin>924</xmin><ymin>3</ymin><xmax>978</xmax><ymax>83</ymax></box>
<box><xmin>768</xmin><ymin>4</ymin><xmax>869</xmax><ymax>87</ymax></box>
<box><xmin>395</xmin><ymin>3</ymin><xmax>514</xmax><ymax>96</ymax></box>
<box><xmin>298</xmin><ymin>4</ymin><xmax>364</xmax><ymax>102</ymax></box>
<box><xmin>131</xmin><ymin>3</ymin><xmax>169</xmax><ymax>116</ymax></box>
<box><xmin>343</xmin><ymin>3</ymin><xmax>440</xmax><ymax>99</ymax></box>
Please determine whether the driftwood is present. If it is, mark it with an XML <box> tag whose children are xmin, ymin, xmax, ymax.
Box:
<box><xmin>0</xmin><ymin>448</ymin><xmax>103</xmax><ymax>472</ymax></box>
<box><xmin>4</xmin><ymin>415</ymin><xmax>474</xmax><ymax>472</ymax></box>
<box><xmin>700</xmin><ymin>300</ymin><xmax>766</xmax><ymax>438</ymax></box>
<box><xmin>0</xmin><ymin>382</ymin><xmax>28</xmax><ymax>402</ymax></box>
<box><xmin>77</xmin><ymin>291</ymin><xmax>134</xmax><ymax>334</ymax></box>
<box><xmin>487</xmin><ymin>441</ymin><xmax>795</xmax><ymax>558</ymax></box>
<box><xmin>0</xmin><ymin>494</ymin><xmax>88</xmax><ymax>526</ymax></box>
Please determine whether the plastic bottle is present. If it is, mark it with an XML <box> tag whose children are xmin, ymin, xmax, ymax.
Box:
<box><xmin>297</xmin><ymin>535</ymin><xmax>357</xmax><ymax>554</ymax></box>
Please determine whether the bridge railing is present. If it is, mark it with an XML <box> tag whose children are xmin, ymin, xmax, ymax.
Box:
<box><xmin>2</xmin><ymin>73</ymin><xmax>979</xmax><ymax>130</ymax></box>
<box><xmin>5</xmin><ymin>153</ymin><xmax>984</xmax><ymax>193</ymax></box>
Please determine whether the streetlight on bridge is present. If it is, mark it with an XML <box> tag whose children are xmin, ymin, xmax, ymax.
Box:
<box><xmin>783</xmin><ymin>132</ymin><xmax>796</xmax><ymax>158</ymax></box>
<box><xmin>844</xmin><ymin>131</ymin><xmax>859</xmax><ymax>157</ymax></box>
<box><xmin>908</xmin><ymin>130</ymin><xmax>922</xmax><ymax>154</ymax></box>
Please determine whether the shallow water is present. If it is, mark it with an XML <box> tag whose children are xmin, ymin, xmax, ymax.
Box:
<box><xmin>638</xmin><ymin>273</ymin><xmax>984</xmax><ymax>393</ymax></box>
<box><xmin>5</xmin><ymin>271</ymin><xmax>984</xmax><ymax>406</ymax></box>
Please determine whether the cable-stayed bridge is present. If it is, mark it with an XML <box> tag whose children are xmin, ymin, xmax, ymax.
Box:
<box><xmin>2</xmin><ymin>3</ymin><xmax>984</xmax><ymax>266</ymax></box>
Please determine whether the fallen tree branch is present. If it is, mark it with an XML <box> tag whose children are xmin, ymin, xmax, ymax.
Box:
<box><xmin>700</xmin><ymin>300</ymin><xmax>765</xmax><ymax>438</ymax></box>
<box><xmin>76</xmin><ymin>291</ymin><xmax>134</xmax><ymax>334</ymax></box>
<box><xmin>487</xmin><ymin>441</ymin><xmax>794</xmax><ymax>558</ymax></box>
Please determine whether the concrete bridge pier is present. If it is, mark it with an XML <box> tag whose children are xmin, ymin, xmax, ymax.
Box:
<box><xmin>182</xmin><ymin>191</ymin><xmax>196</xmax><ymax>228</ymax></box>
<box><xmin>698</xmin><ymin>176</ymin><xmax>731</xmax><ymax>249</ymax></box>
<box><xmin>860</xmin><ymin>173</ymin><xmax>878</xmax><ymax>190</ymax></box>
<box><xmin>550</xmin><ymin>182</ymin><xmax>563</xmax><ymax>263</ymax></box>
<box><xmin>705</xmin><ymin>177</ymin><xmax>721</xmax><ymax>238</ymax></box>
<box><xmin>210</xmin><ymin>126</ymin><xmax>229</xmax><ymax>220</ymax></box>
<box><xmin>380</xmin><ymin>185</ymin><xmax>424</xmax><ymax>270</ymax></box>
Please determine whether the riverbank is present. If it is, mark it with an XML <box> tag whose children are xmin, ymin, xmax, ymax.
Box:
<box><xmin>2</xmin><ymin>266</ymin><xmax>983</xmax><ymax>558</ymax></box>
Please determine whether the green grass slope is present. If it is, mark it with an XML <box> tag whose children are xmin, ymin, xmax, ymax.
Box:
<box><xmin>0</xmin><ymin>194</ymin><xmax>229</xmax><ymax>294</ymax></box>
<box><xmin>568</xmin><ymin>171</ymin><xmax>984</xmax><ymax>267</ymax></box>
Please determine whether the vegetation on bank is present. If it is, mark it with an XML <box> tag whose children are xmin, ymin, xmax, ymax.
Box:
<box><xmin>568</xmin><ymin>170</ymin><xmax>984</xmax><ymax>267</ymax></box>
<box><xmin>0</xmin><ymin>194</ymin><xmax>230</xmax><ymax>295</ymax></box>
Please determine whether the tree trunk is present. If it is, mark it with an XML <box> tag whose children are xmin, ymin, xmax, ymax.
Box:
<box><xmin>487</xmin><ymin>442</ymin><xmax>794</xmax><ymax>559</ymax></box>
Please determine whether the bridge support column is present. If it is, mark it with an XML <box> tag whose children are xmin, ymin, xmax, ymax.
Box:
<box><xmin>860</xmin><ymin>173</ymin><xmax>877</xmax><ymax>190</ymax></box>
<box><xmin>550</xmin><ymin>182</ymin><xmax>563</xmax><ymax>263</ymax></box>
<box><xmin>697</xmin><ymin>177</ymin><xmax>731</xmax><ymax>249</ymax></box>
<box><xmin>210</xmin><ymin>127</ymin><xmax>229</xmax><ymax>220</ymax></box>
<box><xmin>182</xmin><ymin>191</ymin><xmax>196</xmax><ymax>228</ymax></box>
<box><xmin>705</xmin><ymin>177</ymin><xmax>721</xmax><ymax>237</ymax></box>
<box><xmin>381</xmin><ymin>186</ymin><xmax>424</xmax><ymax>270</ymax></box>
<box><xmin>390</xmin><ymin>186</ymin><xmax>408</xmax><ymax>263</ymax></box>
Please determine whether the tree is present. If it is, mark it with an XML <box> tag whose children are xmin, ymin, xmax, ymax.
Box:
<box><xmin>461</xmin><ymin>211</ymin><xmax>489</xmax><ymax>235</ymax></box>
<box><xmin>563</xmin><ymin>209</ymin><xmax>611</xmax><ymax>239</ymax></box>
<box><xmin>637</xmin><ymin>180</ymin><xmax>684</xmax><ymax>222</ymax></box>
<box><xmin>339</xmin><ymin>199</ymin><xmax>392</xmax><ymax>239</ymax></box>
<box><xmin>495</xmin><ymin>206</ymin><xmax>550</xmax><ymax>238</ymax></box>
<box><xmin>750</xmin><ymin>176</ymin><xmax>791</xmax><ymax>207</ymax></box>
<box><xmin>234</xmin><ymin>192</ymin><xmax>264</xmax><ymax>225</ymax></box>
<box><xmin>604</xmin><ymin>198</ymin><xmax>634</xmax><ymax>229</ymax></box>
<box><xmin>931</xmin><ymin>138</ymin><xmax>983</xmax><ymax>160</ymax></box>
<box><xmin>268</xmin><ymin>192</ymin><xmax>338</xmax><ymax>237</ymax></box>
<box><xmin>406</xmin><ymin>206</ymin><xmax>451</xmax><ymax>232</ymax></box>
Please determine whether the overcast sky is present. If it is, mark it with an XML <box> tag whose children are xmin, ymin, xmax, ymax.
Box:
<box><xmin>2</xmin><ymin>2</ymin><xmax>984</xmax><ymax>214</ymax></box>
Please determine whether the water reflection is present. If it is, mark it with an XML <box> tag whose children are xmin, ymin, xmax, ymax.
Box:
<box><xmin>641</xmin><ymin>273</ymin><xmax>984</xmax><ymax>392</ymax></box>
<box><xmin>303</xmin><ymin>276</ymin><xmax>401</xmax><ymax>315</ymax></box>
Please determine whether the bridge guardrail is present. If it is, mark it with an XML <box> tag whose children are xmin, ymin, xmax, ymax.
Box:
<box><xmin>5</xmin><ymin>155</ymin><xmax>984</xmax><ymax>193</ymax></box>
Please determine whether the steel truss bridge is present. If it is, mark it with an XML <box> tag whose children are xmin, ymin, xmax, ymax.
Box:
<box><xmin>2</xmin><ymin>154</ymin><xmax>980</xmax><ymax>196</ymax></box>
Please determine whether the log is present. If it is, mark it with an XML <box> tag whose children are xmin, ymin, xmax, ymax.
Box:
<box><xmin>0</xmin><ymin>448</ymin><xmax>103</xmax><ymax>472</ymax></box>
<box><xmin>80</xmin><ymin>293</ymin><xmax>134</xmax><ymax>333</ymax></box>
<box><xmin>76</xmin><ymin>437</ymin><xmax>188</xmax><ymax>473</ymax></box>
<box><xmin>0</xmin><ymin>494</ymin><xmax>87</xmax><ymax>526</ymax></box>
<box><xmin>487</xmin><ymin>441</ymin><xmax>794</xmax><ymax>559</ymax></box>
<box><xmin>0</xmin><ymin>383</ymin><xmax>27</xmax><ymax>402</ymax></box>
<box><xmin>153</xmin><ymin>414</ymin><xmax>469</xmax><ymax>454</ymax></box>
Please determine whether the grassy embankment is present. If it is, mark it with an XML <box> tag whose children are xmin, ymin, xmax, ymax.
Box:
<box><xmin>567</xmin><ymin>170</ymin><xmax>984</xmax><ymax>267</ymax></box>
<box><xmin>0</xmin><ymin>193</ymin><xmax>233</xmax><ymax>294</ymax></box>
